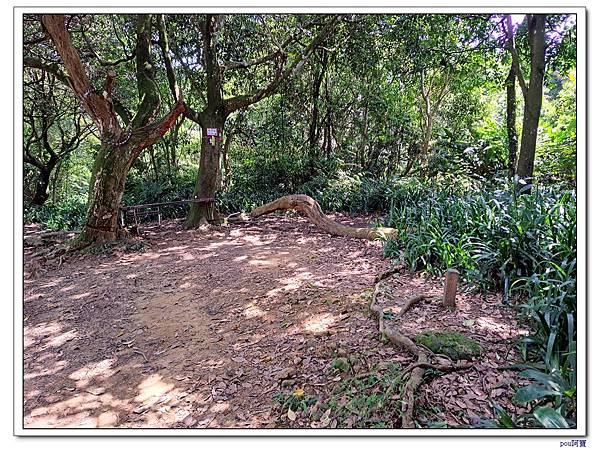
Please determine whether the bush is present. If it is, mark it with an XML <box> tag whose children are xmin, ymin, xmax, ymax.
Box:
<box><xmin>217</xmin><ymin>155</ymin><xmax>340</xmax><ymax>213</ymax></box>
<box><xmin>122</xmin><ymin>170</ymin><xmax>197</xmax><ymax>219</ymax></box>
<box><xmin>24</xmin><ymin>197</ymin><xmax>88</xmax><ymax>231</ymax></box>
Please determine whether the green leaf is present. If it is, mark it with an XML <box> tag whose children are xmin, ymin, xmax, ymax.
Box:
<box><xmin>519</xmin><ymin>369</ymin><xmax>566</xmax><ymax>392</ymax></box>
<box><xmin>533</xmin><ymin>406</ymin><xmax>569</xmax><ymax>428</ymax></box>
<box><xmin>492</xmin><ymin>403</ymin><xmax>515</xmax><ymax>428</ymax></box>
<box><xmin>513</xmin><ymin>383</ymin><xmax>559</xmax><ymax>404</ymax></box>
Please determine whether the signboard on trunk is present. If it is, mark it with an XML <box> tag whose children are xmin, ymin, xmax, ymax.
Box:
<box><xmin>206</xmin><ymin>128</ymin><xmax>218</xmax><ymax>136</ymax></box>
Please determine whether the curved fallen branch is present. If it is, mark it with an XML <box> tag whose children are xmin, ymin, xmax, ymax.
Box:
<box><xmin>369</xmin><ymin>270</ymin><xmax>472</xmax><ymax>428</ymax></box>
<box><xmin>250</xmin><ymin>194</ymin><xmax>398</xmax><ymax>240</ymax></box>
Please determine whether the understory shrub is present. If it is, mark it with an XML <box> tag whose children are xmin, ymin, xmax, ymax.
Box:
<box><xmin>24</xmin><ymin>197</ymin><xmax>88</xmax><ymax>231</ymax></box>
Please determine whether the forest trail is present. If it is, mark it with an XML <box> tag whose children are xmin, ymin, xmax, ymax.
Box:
<box><xmin>23</xmin><ymin>215</ymin><xmax>527</xmax><ymax>429</ymax></box>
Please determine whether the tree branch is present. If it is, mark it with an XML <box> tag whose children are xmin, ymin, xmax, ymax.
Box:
<box><xmin>129</xmin><ymin>101</ymin><xmax>185</xmax><ymax>158</ymax></box>
<box><xmin>224</xmin><ymin>15</ymin><xmax>341</xmax><ymax>115</ymax></box>
<box><xmin>504</xmin><ymin>15</ymin><xmax>528</xmax><ymax>95</ymax></box>
<box><xmin>40</xmin><ymin>14</ymin><xmax>120</xmax><ymax>137</ymax></box>
<box><xmin>23</xmin><ymin>57</ymin><xmax>71</xmax><ymax>87</ymax></box>
<box><xmin>80</xmin><ymin>22</ymin><xmax>135</xmax><ymax>67</ymax></box>
<box><xmin>157</xmin><ymin>14</ymin><xmax>200</xmax><ymax>125</ymax></box>
<box><xmin>222</xmin><ymin>34</ymin><xmax>295</xmax><ymax>71</ymax></box>
<box><xmin>156</xmin><ymin>14</ymin><xmax>182</xmax><ymax>103</ymax></box>
<box><xmin>130</xmin><ymin>14</ymin><xmax>161</xmax><ymax>129</ymax></box>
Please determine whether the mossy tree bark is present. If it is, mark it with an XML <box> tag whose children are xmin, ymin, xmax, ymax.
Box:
<box><xmin>185</xmin><ymin>116</ymin><xmax>226</xmax><ymax>227</ymax></box>
<box><xmin>39</xmin><ymin>14</ymin><xmax>184</xmax><ymax>243</ymax></box>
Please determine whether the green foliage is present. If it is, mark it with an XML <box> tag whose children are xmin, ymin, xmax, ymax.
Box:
<box><xmin>123</xmin><ymin>171</ymin><xmax>197</xmax><ymax>218</ymax></box>
<box><xmin>217</xmin><ymin>154</ymin><xmax>334</xmax><ymax>212</ymax></box>
<box><xmin>273</xmin><ymin>389</ymin><xmax>317</xmax><ymax>413</ymax></box>
<box><xmin>322</xmin><ymin>362</ymin><xmax>406</xmax><ymax>428</ymax></box>
<box><xmin>537</xmin><ymin>71</ymin><xmax>577</xmax><ymax>183</ymax></box>
<box><xmin>24</xmin><ymin>197</ymin><xmax>88</xmax><ymax>231</ymax></box>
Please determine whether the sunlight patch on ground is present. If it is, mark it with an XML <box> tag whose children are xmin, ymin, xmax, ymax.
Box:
<box><xmin>205</xmin><ymin>240</ymin><xmax>244</xmax><ymax>251</ymax></box>
<box><xmin>476</xmin><ymin>316</ymin><xmax>527</xmax><ymax>339</ymax></box>
<box><xmin>41</xmin><ymin>277</ymin><xmax>65</xmax><ymax>288</ymax></box>
<box><xmin>24</xmin><ymin>321</ymin><xmax>62</xmax><ymax>348</ymax></box>
<box><xmin>240</xmin><ymin>234</ymin><xmax>275</xmax><ymax>247</ymax></box>
<box><xmin>69</xmin><ymin>358</ymin><xmax>118</xmax><ymax>388</ymax></box>
<box><xmin>266</xmin><ymin>271</ymin><xmax>314</xmax><ymax>297</ymax></box>
<box><xmin>243</xmin><ymin>300</ymin><xmax>265</xmax><ymax>318</ymax></box>
<box><xmin>248</xmin><ymin>258</ymin><xmax>276</xmax><ymax>267</ymax></box>
<box><xmin>135</xmin><ymin>374</ymin><xmax>175</xmax><ymax>404</ymax></box>
<box><xmin>26</xmin><ymin>391</ymin><xmax>130</xmax><ymax>428</ymax></box>
<box><xmin>180</xmin><ymin>252</ymin><xmax>195</xmax><ymax>261</ymax></box>
<box><xmin>24</xmin><ymin>359</ymin><xmax>68</xmax><ymax>380</ymax></box>
<box><xmin>46</xmin><ymin>328</ymin><xmax>78</xmax><ymax>347</ymax></box>
<box><xmin>210</xmin><ymin>402</ymin><xmax>230</xmax><ymax>414</ymax></box>
<box><xmin>302</xmin><ymin>312</ymin><xmax>337</xmax><ymax>333</ymax></box>
<box><xmin>163</xmin><ymin>245</ymin><xmax>189</xmax><ymax>252</ymax></box>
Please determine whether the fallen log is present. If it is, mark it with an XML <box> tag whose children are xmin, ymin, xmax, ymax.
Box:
<box><xmin>250</xmin><ymin>194</ymin><xmax>398</xmax><ymax>240</ymax></box>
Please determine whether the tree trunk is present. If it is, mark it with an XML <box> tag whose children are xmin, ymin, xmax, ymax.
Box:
<box><xmin>516</xmin><ymin>14</ymin><xmax>546</xmax><ymax>183</ymax></box>
<box><xmin>80</xmin><ymin>143</ymin><xmax>135</xmax><ymax>243</ymax></box>
<box><xmin>517</xmin><ymin>96</ymin><xmax>544</xmax><ymax>181</ymax></box>
<box><xmin>506</xmin><ymin>67</ymin><xmax>518</xmax><ymax>180</ymax></box>
<box><xmin>40</xmin><ymin>14</ymin><xmax>185</xmax><ymax>244</ymax></box>
<box><xmin>309</xmin><ymin>50</ymin><xmax>327</xmax><ymax>151</ymax></box>
<box><xmin>31</xmin><ymin>166</ymin><xmax>53</xmax><ymax>206</ymax></box>
<box><xmin>250</xmin><ymin>194</ymin><xmax>398</xmax><ymax>240</ymax></box>
<box><xmin>185</xmin><ymin>119</ymin><xmax>225</xmax><ymax>228</ymax></box>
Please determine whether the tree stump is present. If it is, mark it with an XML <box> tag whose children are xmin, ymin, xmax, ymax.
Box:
<box><xmin>443</xmin><ymin>268</ymin><xmax>459</xmax><ymax>307</ymax></box>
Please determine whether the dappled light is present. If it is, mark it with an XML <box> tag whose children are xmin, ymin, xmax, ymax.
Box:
<box><xmin>69</xmin><ymin>358</ymin><xmax>118</xmax><ymax>388</ymax></box>
<box><xmin>22</xmin><ymin>9</ymin><xmax>577</xmax><ymax>431</ymax></box>
<box><xmin>302</xmin><ymin>313</ymin><xmax>337</xmax><ymax>334</ymax></box>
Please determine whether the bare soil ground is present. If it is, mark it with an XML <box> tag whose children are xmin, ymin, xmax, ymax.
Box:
<box><xmin>23</xmin><ymin>214</ymin><xmax>527</xmax><ymax>429</ymax></box>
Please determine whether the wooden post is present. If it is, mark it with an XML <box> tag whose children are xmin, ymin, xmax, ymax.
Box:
<box><xmin>443</xmin><ymin>268</ymin><xmax>459</xmax><ymax>307</ymax></box>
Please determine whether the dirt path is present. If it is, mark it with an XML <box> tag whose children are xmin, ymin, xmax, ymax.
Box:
<box><xmin>23</xmin><ymin>214</ymin><xmax>527</xmax><ymax>429</ymax></box>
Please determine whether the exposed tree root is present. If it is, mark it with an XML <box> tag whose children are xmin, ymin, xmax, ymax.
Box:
<box><xmin>250</xmin><ymin>194</ymin><xmax>398</xmax><ymax>240</ymax></box>
<box><xmin>369</xmin><ymin>269</ymin><xmax>472</xmax><ymax>428</ymax></box>
<box><xmin>374</xmin><ymin>265</ymin><xmax>405</xmax><ymax>282</ymax></box>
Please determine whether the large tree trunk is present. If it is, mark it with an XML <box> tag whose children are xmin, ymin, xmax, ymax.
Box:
<box><xmin>250</xmin><ymin>194</ymin><xmax>398</xmax><ymax>240</ymax></box>
<box><xmin>506</xmin><ymin>67</ymin><xmax>518</xmax><ymax>180</ymax></box>
<box><xmin>185</xmin><ymin>119</ymin><xmax>225</xmax><ymax>228</ymax></box>
<box><xmin>515</xmin><ymin>14</ymin><xmax>546</xmax><ymax>183</ymax></box>
<box><xmin>40</xmin><ymin>14</ymin><xmax>185</xmax><ymax>244</ymax></box>
<box><xmin>80</xmin><ymin>143</ymin><xmax>135</xmax><ymax>243</ymax></box>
